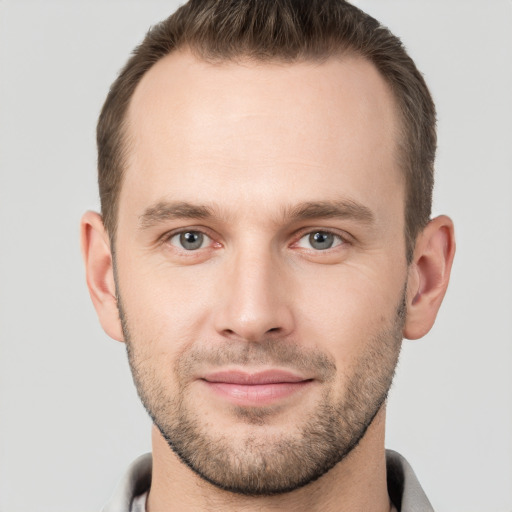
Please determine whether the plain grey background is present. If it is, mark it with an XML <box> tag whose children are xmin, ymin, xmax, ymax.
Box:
<box><xmin>0</xmin><ymin>1</ymin><xmax>511</xmax><ymax>511</ymax></box>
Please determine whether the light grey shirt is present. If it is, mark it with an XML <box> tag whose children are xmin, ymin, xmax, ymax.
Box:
<box><xmin>102</xmin><ymin>450</ymin><xmax>434</xmax><ymax>511</ymax></box>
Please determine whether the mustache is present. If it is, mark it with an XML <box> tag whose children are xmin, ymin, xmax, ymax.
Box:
<box><xmin>174</xmin><ymin>339</ymin><xmax>337</xmax><ymax>382</ymax></box>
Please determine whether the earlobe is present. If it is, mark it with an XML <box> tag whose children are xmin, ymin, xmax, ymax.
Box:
<box><xmin>80</xmin><ymin>211</ymin><xmax>124</xmax><ymax>342</ymax></box>
<box><xmin>403</xmin><ymin>215</ymin><xmax>456</xmax><ymax>340</ymax></box>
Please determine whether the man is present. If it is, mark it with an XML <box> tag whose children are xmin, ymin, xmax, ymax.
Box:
<box><xmin>81</xmin><ymin>0</ymin><xmax>455</xmax><ymax>510</ymax></box>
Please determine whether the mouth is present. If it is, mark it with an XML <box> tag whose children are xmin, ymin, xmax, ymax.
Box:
<box><xmin>200</xmin><ymin>369</ymin><xmax>314</xmax><ymax>406</ymax></box>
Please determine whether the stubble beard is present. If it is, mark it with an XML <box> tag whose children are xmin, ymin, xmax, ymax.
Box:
<box><xmin>120</xmin><ymin>294</ymin><xmax>405</xmax><ymax>496</ymax></box>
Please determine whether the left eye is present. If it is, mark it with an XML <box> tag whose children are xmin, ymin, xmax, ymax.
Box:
<box><xmin>169</xmin><ymin>231</ymin><xmax>210</xmax><ymax>251</ymax></box>
<box><xmin>296</xmin><ymin>231</ymin><xmax>344</xmax><ymax>251</ymax></box>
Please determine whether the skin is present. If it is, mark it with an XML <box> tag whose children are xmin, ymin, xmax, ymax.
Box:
<box><xmin>82</xmin><ymin>50</ymin><xmax>455</xmax><ymax>512</ymax></box>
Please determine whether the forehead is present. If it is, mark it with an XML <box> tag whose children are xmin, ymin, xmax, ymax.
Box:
<box><xmin>121</xmin><ymin>50</ymin><xmax>403</xmax><ymax>224</ymax></box>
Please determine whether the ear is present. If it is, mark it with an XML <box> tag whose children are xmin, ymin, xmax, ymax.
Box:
<box><xmin>404</xmin><ymin>215</ymin><xmax>455</xmax><ymax>340</ymax></box>
<box><xmin>80</xmin><ymin>211</ymin><xmax>124</xmax><ymax>342</ymax></box>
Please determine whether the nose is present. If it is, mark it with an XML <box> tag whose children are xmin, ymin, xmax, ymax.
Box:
<box><xmin>213</xmin><ymin>248</ymin><xmax>295</xmax><ymax>342</ymax></box>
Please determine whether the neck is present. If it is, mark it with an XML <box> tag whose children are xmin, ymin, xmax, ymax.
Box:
<box><xmin>147</xmin><ymin>406</ymin><xmax>392</xmax><ymax>512</ymax></box>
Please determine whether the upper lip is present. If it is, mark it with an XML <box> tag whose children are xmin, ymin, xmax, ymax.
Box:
<box><xmin>202</xmin><ymin>370</ymin><xmax>310</xmax><ymax>385</ymax></box>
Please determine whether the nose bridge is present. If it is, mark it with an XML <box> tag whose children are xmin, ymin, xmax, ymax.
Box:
<box><xmin>214</xmin><ymin>238</ymin><xmax>293</xmax><ymax>341</ymax></box>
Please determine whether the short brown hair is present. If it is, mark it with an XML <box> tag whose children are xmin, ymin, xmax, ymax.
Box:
<box><xmin>97</xmin><ymin>0</ymin><xmax>436</xmax><ymax>259</ymax></box>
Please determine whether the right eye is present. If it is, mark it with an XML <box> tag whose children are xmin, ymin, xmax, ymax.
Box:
<box><xmin>168</xmin><ymin>231</ymin><xmax>211</xmax><ymax>251</ymax></box>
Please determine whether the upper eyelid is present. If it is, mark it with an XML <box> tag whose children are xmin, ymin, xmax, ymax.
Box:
<box><xmin>294</xmin><ymin>231</ymin><xmax>346</xmax><ymax>250</ymax></box>
<box><xmin>160</xmin><ymin>226</ymin><xmax>216</xmax><ymax>243</ymax></box>
<box><xmin>291</xmin><ymin>227</ymin><xmax>352</xmax><ymax>244</ymax></box>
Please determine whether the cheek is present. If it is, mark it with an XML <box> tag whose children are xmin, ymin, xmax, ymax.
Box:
<box><xmin>116</xmin><ymin>256</ymin><xmax>218</xmax><ymax>361</ymax></box>
<box><xmin>293</xmin><ymin>262</ymin><xmax>405</xmax><ymax>363</ymax></box>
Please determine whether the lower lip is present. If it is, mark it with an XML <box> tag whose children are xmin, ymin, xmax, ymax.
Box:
<box><xmin>203</xmin><ymin>380</ymin><xmax>312</xmax><ymax>406</ymax></box>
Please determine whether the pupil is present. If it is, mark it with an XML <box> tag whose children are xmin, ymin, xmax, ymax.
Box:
<box><xmin>180</xmin><ymin>232</ymin><xmax>203</xmax><ymax>250</ymax></box>
<box><xmin>310</xmin><ymin>231</ymin><xmax>333</xmax><ymax>250</ymax></box>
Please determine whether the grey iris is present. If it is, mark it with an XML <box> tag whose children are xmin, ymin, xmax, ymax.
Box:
<box><xmin>180</xmin><ymin>231</ymin><xmax>203</xmax><ymax>250</ymax></box>
<box><xmin>309</xmin><ymin>231</ymin><xmax>334</xmax><ymax>250</ymax></box>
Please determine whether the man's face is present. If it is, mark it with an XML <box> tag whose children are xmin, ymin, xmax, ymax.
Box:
<box><xmin>115</xmin><ymin>51</ymin><xmax>408</xmax><ymax>494</ymax></box>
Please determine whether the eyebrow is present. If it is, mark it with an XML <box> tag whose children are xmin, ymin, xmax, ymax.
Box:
<box><xmin>139</xmin><ymin>201</ymin><xmax>214</xmax><ymax>229</ymax></box>
<box><xmin>283</xmin><ymin>200</ymin><xmax>375</xmax><ymax>225</ymax></box>
<box><xmin>138</xmin><ymin>199</ymin><xmax>374</xmax><ymax>229</ymax></box>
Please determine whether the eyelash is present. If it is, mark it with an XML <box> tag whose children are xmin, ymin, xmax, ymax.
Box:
<box><xmin>293</xmin><ymin>230</ymin><xmax>347</xmax><ymax>251</ymax></box>
<box><xmin>161</xmin><ymin>227</ymin><xmax>350</xmax><ymax>253</ymax></box>
<box><xmin>161</xmin><ymin>228</ymin><xmax>218</xmax><ymax>251</ymax></box>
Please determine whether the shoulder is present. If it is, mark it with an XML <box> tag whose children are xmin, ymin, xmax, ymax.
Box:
<box><xmin>101</xmin><ymin>453</ymin><xmax>152</xmax><ymax>512</ymax></box>
<box><xmin>386</xmin><ymin>450</ymin><xmax>434</xmax><ymax>512</ymax></box>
